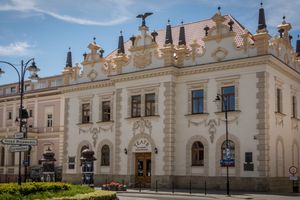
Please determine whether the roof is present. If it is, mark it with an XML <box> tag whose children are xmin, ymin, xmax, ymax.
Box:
<box><xmin>107</xmin><ymin>14</ymin><xmax>251</xmax><ymax>58</ymax></box>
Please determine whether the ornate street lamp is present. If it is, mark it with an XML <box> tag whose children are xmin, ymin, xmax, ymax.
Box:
<box><xmin>0</xmin><ymin>59</ymin><xmax>40</xmax><ymax>185</ymax></box>
<box><xmin>215</xmin><ymin>94</ymin><xmax>231</xmax><ymax>196</ymax></box>
<box><xmin>40</xmin><ymin>147</ymin><xmax>56</xmax><ymax>182</ymax></box>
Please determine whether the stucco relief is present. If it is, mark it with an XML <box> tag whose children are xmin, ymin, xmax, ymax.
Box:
<box><xmin>132</xmin><ymin>117</ymin><xmax>152</xmax><ymax>135</ymax></box>
<box><xmin>79</xmin><ymin>125</ymin><xmax>113</xmax><ymax>147</ymax></box>
<box><xmin>87</xmin><ymin>69</ymin><xmax>98</xmax><ymax>81</ymax></box>
<box><xmin>211</xmin><ymin>47</ymin><xmax>228</xmax><ymax>62</ymax></box>
<box><xmin>133</xmin><ymin>51</ymin><xmax>152</xmax><ymax>68</ymax></box>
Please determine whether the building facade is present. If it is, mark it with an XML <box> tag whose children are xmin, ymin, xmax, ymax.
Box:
<box><xmin>1</xmin><ymin>5</ymin><xmax>300</xmax><ymax>192</ymax></box>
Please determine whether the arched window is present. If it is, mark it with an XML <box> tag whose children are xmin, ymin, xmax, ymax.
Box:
<box><xmin>101</xmin><ymin>145</ymin><xmax>110</xmax><ymax>166</ymax></box>
<box><xmin>221</xmin><ymin>140</ymin><xmax>235</xmax><ymax>167</ymax></box>
<box><xmin>192</xmin><ymin>141</ymin><xmax>204</xmax><ymax>166</ymax></box>
<box><xmin>0</xmin><ymin>147</ymin><xmax>5</xmax><ymax>166</ymax></box>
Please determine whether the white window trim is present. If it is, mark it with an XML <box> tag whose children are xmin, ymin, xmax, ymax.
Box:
<box><xmin>186</xmin><ymin>79</ymin><xmax>208</xmax><ymax>115</ymax></box>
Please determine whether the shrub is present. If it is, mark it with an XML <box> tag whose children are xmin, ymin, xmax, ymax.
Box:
<box><xmin>52</xmin><ymin>190</ymin><xmax>117</xmax><ymax>200</ymax></box>
<box><xmin>102</xmin><ymin>181</ymin><xmax>127</xmax><ymax>191</ymax></box>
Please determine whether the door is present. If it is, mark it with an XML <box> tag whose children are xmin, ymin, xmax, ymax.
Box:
<box><xmin>135</xmin><ymin>153</ymin><xmax>151</xmax><ymax>188</ymax></box>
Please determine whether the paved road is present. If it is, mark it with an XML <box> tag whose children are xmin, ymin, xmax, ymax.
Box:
<box><xmin>117</xmin><ymin>192</ymin><xmax>300</xmax><ymax>200</ymax></box>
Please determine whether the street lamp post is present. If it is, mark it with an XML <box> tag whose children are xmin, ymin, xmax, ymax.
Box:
<box><xmin>215</xmin><ymin>94</ymin><xmax>230</xmax><ymax>196</ymax></box>
<box><xmin>0</xmin><ymin>59</ymin><xmax>40</xmax><ymax>185</ymax></box>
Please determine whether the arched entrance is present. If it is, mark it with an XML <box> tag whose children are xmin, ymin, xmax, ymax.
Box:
<box><xmin>133</xmin><ymin>139</ymin><xmax>152</xmax><ymax>187</ymax></box>
<box><xmin>127</xmin><ymin>135</ymin><xmax>156</xmax><ymax>188</ymax></box>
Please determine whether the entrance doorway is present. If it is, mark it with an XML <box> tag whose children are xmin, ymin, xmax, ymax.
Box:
<box><xmin>135</xmin><ymin>153</ymin><xmax>151</xmax><ymax>188</ymax></box>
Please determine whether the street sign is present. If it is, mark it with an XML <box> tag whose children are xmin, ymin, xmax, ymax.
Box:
<box><xmin>14</xmin><ymin>132</ymin><xmax>24</xmax><ymax>139</ymax></box>
<box><xmin>1</xmin><ymin>138</ymin><xmax>37</xmax><ymax>146</ymax></box>
<box><xmin>289</xmin><ymin>176</ymin><xmax>298</xmax><ymax>181</ymax></box>
<box><xmin>9</xmin><ymin>145</ymin><xmax>30</xmax><ymax>152</ymax></box>
<box><xmin>220</xmin><ymin>159</ymin><xmax>235</xmax><ymax>166</ymax></box>
<box><xmin>289</xmin><ymin>166</ymin><xmax>298</xmax><ymax>176</ymax></box>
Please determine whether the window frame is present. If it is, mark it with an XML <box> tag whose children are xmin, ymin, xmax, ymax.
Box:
<box><xmin>131</xmin><ymin>95</ymin><xmax>141</xmax><ymax>118</ymax></box>
<box><xmin>81</xmin><ymin>103</ymin><xmax>90</xmax><ymax>124</ymax></box>
<box><xmin>191</xmin><ymin>141</ymin><xmax>204</xmax><ymax>166</ymax></box>
<box><xmin>145</xmin><ymin>93</ymin><xmax>155</xmax><ymax>116</ymax></box>
<box><xmin>47</xmin><ymin>114</ymin><xmax>53</xmax><ymax>128</ymax></box>
<box><xmin>101</xmin><ymin>145</ymin><xmax>110</xmax><ymax>166</ymax></box>
<box><xmin>68</xmin><ymin>156</ymin><xmax>75</xmax><ymax>169</ymax></box>
<box><xmin>221</xmin><ymin>86</ymin><xmax>235</xmax><ymax>112</ymax></box>
<box><xmin>276</xmin><ymin>88</ymin><xmax>282</xmax><ymax>113</ymax></box>
<box><xmin>292</xmin><ymin>95</ymin><xmax>297</xmax><ymax>118</ymax></box>
<box><xmin>192</xmin><ymin>90</ymin><xmax>204</xmax><ymax>114</ymax></box>
<box><xmin>102</xmin><ymin>101</ymin><xmax>111</xmax><ymax>122</ymax></box>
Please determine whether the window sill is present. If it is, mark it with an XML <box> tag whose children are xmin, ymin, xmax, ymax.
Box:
<box><xmin>275</xmin><ymin>112</ymin><xmax>286</xmax><ymax>117</ymax></box>
<box><xmin>125</xmin><ymin>115</ymin><xmax>160</xmax><ymax>120</ymax></box>
<box><xmin>214</xmin><ymin>110</ymin><xmax>241</xmax><ymax>115</ymax></box>
<box><xmin>76</xmin><ymin>122</ymin><xmax>93</xmax><ymax>127</ymax></box>
<box><xmin>191</xmin><ymin>165</ymin><xmax>204</xmax><ymax>167</ymax></box>
<box><xmin>215</xmin><ymin>110</ymin><xmax>241</xmax><ymax>121</ymax></box>
<box><xmin>185</xmin><ymin>113</ymin><xmax>209</xmax><ymax>120</ymax></box>
<box><xmin>96</xmin><ymin>120</ymin><xmax>114</xmax><ymax>124</ymax></box>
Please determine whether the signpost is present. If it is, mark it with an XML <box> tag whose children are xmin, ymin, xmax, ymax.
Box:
<box><xmin>289</xmin><ymin>166</ymin><xmax>299</xmax><ymax>193</ymax></box>
<box><xmin>1</xmin><ymin>138</ymin><xmax>37</xmax><ymax>146</ymax></box>
<box><xmin>10</xmin><ymin>145</ymin><xmax>30</xmax><ymax>152</ymax></box>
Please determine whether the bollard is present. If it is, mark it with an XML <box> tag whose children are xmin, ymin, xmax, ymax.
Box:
<box><xmin>172</xmin><ymin>179</ymin><xmax>174</xmax><ymax>194</ymax></box>
<box><xmin>139</xmin><ymin>182</ymin><xmax>141</xmax><ymax>192</ymax></box>
<box><xmin>156</xmin><ymin>180</ymin><xmax>158</xmax><ymax>192</ymax></box>
<box><xmin>204</xmin><ymin>180</ymin><xmax>207</xmax><ymax>195</ymax></box>
<box><xmin>189</xmin><ymin>179</ymin><xmax>192</xmax><ymax>194</ymax></box>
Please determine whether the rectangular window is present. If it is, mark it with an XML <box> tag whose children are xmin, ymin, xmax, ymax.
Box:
<box><xmin>222</xmin><ymin>86</ymin><xmax>235</xmax><ymax>111</ymax></box>
<box><xmin>10</xmin><ymin>87</ymin><xmax>16</xmax><ymax>94</ymax></box>
<box><xmin>276</xmin><ymin>88</ymin><xmax>282</xmax><ymax>113</ymax></box>
<box><xmin>245</xmin><ymin>152</ymin><xmax>253</xmax><ymax>163</ymax></box>
<box><xmin>192</xmin><ymin>90</ymin><xmax>204</xmax><ymax>114</ymax></box>
<box><xmin>24</xmin><ymin>84</ymin><xmax>31</xmax><ymax>92</ymax></box>
<box><xmin>102</xmin><ymin>101</ymin><xmax>111</xmax><ymax>122</ymax></box>
<box><xmin>292</xmin><ymin>96</ymin><xmax>297</xmax><ymax>118</ymax></box>
<box><xmin>145</xmin><ymin>93</ymin><xmax>155</xmax><ymax>116</ymax></box>
<box><xmin>29</xmin><ymin>110</ymin><xmax>33</xmax><ymax>118</ymax></box>
<box><xmin>82</xmin><ymin>103</ymin><xmax>90</xmax><ymax>123</ymax></box>
<box><xmin>47</xmin><ymin>114</ymin><xmax>53</xmax><ymax>127</ymax></box>
<box><xmin>68</xmin><ymin>157</ymin><xmax>75</xmax><ymax>169</ymax></box>
<box><xmin>131</xmin><ymin>95</ymin><xmax>141</xmax><ymax>117</ymax></box>
<box><xmin>8</xmin><ymin>112</ymin><xmax>12</xmax><ymax>120</ymax></box>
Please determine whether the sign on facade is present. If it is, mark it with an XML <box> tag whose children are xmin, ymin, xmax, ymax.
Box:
<box><xmin>1</xmin><ymin>138</ymin><xmax>37</xmax><ymax>146</ymax></box>
<box><xmin>132</xmin><ymin>138</ymin><xmax>151</xmax><ymax>152</ymax></box>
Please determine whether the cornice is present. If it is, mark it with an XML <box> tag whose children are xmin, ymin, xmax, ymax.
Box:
<box><xmin>60</xmin><ymin>80</ymin><xmax>113</xmax><ymax>94</ymax></box>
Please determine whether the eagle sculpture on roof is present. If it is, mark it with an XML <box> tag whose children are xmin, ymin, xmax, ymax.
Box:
<box><xmin>136</xmin><ymin>12</ymin><xmax>153</xmax><ymax>27</ymax></box>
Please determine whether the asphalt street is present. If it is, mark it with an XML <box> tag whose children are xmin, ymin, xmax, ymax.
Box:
<box><xmin>117</xmin><ymin>192</ymin><xmax>300</xmax><ymax>200</ymax></box>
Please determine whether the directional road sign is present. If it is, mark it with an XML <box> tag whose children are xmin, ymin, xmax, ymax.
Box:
<box><xmin>10</xmin><ymin>145</ymin><xmax>30</xmax><ymax>152</ymax></box>
<box><xmin>1</xmin><ymin>138</ymin><xmax>37</xmax><ymax>146</ymax></box>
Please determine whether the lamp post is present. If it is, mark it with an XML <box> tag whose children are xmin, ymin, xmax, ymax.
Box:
<box><xmin>0</xmin><ymin>59</ymin><xmax>40</xmax><ymax>185</ymax></box>
<box><xmin>215</xmin><ymin>94</ymin><xmax>230</xmax><ymax>196</ymax></box>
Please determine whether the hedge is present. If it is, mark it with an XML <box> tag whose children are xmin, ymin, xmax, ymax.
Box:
<box><xmin>51</xmin><ymin>190</ymin><xmax>117</xmax><ymax>200</ymax></box>
<box><xmin>0</xmin><ymin>182</ymin><xmax>71</xmax><ymax>195</ymax></box>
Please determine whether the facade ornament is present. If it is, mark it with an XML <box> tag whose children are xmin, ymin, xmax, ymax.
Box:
<box><xmin>211</xmin><ymin>47</ymin><xmax>228</xmax><ymax>61</ymax></box>
<box><xmin>132</xmin><ymin>118</ymin><xmax>152</xmax><ymax>135</ymax></box>
<box><xmin>133</xmin><ymin>51</ymin><xmax>152</xmax><ymax>68</ymax></box>
<box><xmin>79</xmin><ymin>125</ymin><xmax>113</xmax><ymax>147</ymax></box>
<box><xmin>188</xmin><ymin>118</ymin><xmax>218</xmax><ymax>143</ymax></box>
<box><xmin>87</xmin><ymin>69</ymin><xmax>98</xmax><ymax>81</ymax></box>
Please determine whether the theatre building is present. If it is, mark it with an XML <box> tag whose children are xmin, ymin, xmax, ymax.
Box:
<box><xmin>61</xmin><ymin>6</ymin><xmax>300</xmax><ymax>192</ymax></box>
<box><xmin>0</xmin><ymin>4</ymin><xmax>300</xmax><ymax>192</ymax></box>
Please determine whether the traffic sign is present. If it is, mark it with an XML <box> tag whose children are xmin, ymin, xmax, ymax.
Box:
<box><xmin>289</xmin><ymin>176</ymin><xmax>298</xmax><ymax>181</ymax></box>
<box><xmin>9</xmin><ymin>145</ymin><xmax>30</xmax><ymax>152</ymax></box>
<box><xmin>220</xmin><ymin>159</ymin><xmax>235</xmax><ymax>166</ymax></box>
<box><xmin>1</xmin><ymin>138</ymin><xmax>37</xmax><ymax>146</ymax></box>
<box><xmin>15</xmin><ymin>132</ymin><xmax>24</xmax><ymax>139</ymax></box>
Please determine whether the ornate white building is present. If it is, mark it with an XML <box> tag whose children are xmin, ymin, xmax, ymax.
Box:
<box><xmin>1</xmin><ymin>5</ymin><xmax>300</xmax><ymax>192</ymax></box>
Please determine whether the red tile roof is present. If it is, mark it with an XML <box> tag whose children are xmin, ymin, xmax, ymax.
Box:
<box><xmin>107</xmin><ymin>14</ymin><xmax>252</xmax><ymax>58</ymax></box>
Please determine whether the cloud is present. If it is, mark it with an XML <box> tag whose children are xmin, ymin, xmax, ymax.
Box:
<box><xmin>0</xmin><ymin>0</ymin><xmax>133</xmax><ymax>26</ymax></box>
<box><xmin>0</xmin><ymin>42</ymin><xmax>31</xmax><ymax>56</ymax></box>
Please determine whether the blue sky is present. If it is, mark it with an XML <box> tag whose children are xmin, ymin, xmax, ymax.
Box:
<box><xmin>0</xmin><ymin>0</ymin><xmax>299</xmax><ymax>84</ymax></box>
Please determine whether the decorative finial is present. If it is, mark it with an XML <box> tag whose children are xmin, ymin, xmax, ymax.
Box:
<box><xmin>93</xmin><ymin>37</ymin><xmax>96</xmax><ymax>43</ymax></box>
<box><xmin>260</xmin><ymin>0</ymin><xmax>263</xmax><ymax>7</ymax></box>
<box><xmin>136</xmin><ymin>12</ymin><xmax>153</xmax><ymax>27</ymax></box>
<box><xmin>181</xmin><ymin>20</ymin><xmax>184</xmax><ymax>25</ymax></box>
<box><xmin>204</xmin><ymin>25</ymin><xmax>210</xmax><ymax>36</ymax></box>
<box><xmin>218</xmin><ymin>6</ymin><xmax>221</xmax><ymax>11</ymax></box>
<box><xmin>120</xmin><ymin>30</ymin><xmax>123</xmax><ymax>36</ymax></box>
<box><xmin>298</xmin><ymin>34</ymin><xmax>300</xmax><ymax>39</ymax></box>
<box><xmin>68</xmin><ymin>47</ymin><xmax>71</xmax><ymax>51</ymax></box>
<box><xmin>168</xmin><ymin>19</ymin><xmax>170</xmax><ymax>24</ymax></box>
